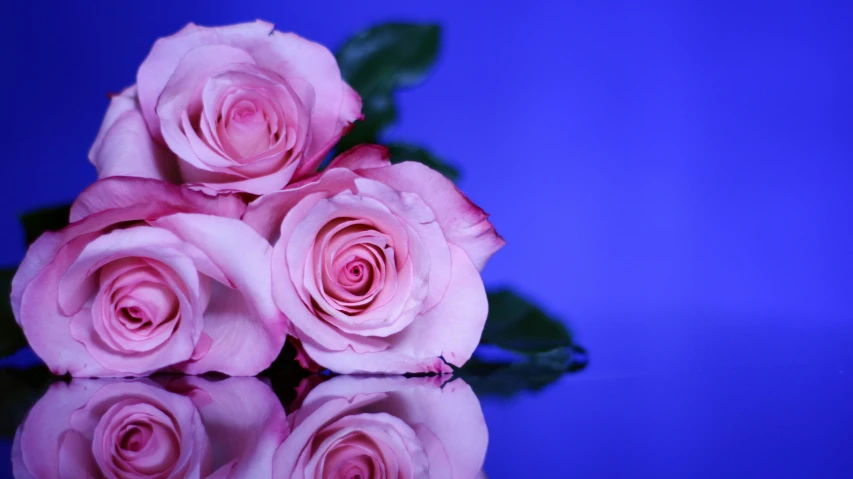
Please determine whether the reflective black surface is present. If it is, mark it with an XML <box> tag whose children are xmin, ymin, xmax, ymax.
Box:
<box><xmin>2</xmin><ymin>313</ymin><xmax>852</xmax><ymax>478</ymax></box>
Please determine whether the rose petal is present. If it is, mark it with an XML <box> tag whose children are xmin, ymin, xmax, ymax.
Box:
<box><xmin>13</xmin><ymin>381</ymin><xmax>97</xmax><ymax>479</ymax></box>
<box><xmin>326</xmin><ymin>144</ymin><xmax>391</xmax><ymax>171</ymax></box>
<box><xmin>89</xmin><ymin>86</ymin><xmax>179</xmax><ymax>183</ymax></box>
<box><xmin>182</xmin><ymin>376</ymin><xmax>287</xmax><ymax>478</ymax></box>
<box><xmin>242</xmin><ymin>168</ymin><xmax>360</xmax><ymax>243</ymax></box>
<box><xmin>68</xmin><ymin>176</ymin><xmax>245</xmax><ymax>223</ymax></box>
<box><xmin>152</xmin><ymin>213</ymin><xmax>287</xmax><ymax>375</ymax></box>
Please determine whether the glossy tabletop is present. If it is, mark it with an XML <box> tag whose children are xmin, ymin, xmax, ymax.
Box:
<box><xmin>2</xmin><ymin>313</ymin><xmax>850</xmax><ymax>478</ymax></box>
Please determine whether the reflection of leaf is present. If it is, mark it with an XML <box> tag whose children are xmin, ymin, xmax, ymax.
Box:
<box><xmin>387</xmin><ymin>143</ymin><xmax>460</xmax><ymax>182</ymax></box>
<box><xmin>450</xmin><ymin>289</ymin><xmax>588</xmax><ymax>397</ymax></box>
<box><xmin>335</xmin><ymin>23</ymin><xmax>441</xmax><ymax>153</ymax></box>
<box><xmin>261</xmin><ymin>338</ymin><xmax>327</xmax><ymax>414</ymax></box>
<box><xmin>0</xmin><ymin>365</ymin><xmax>56</xmax><ymax>438</ymax></box>
<box><xmin>482</xmin><ymin>289</ymin><xmax>573</xmax><ymax>354</ymax></box>
<box><xmin>20</xmin><ymin>204</ymin><xmax>71</xmax><ymax>246</ymax></box>
<box><xmin>0</xmin><ymin>267</ymin><xmax>26</xmax><ymax>358</ymax></box>
<box><xmin>451</xmin><ymin>345</ymin><xmax>588</xmax><ymax>398</ymax></box>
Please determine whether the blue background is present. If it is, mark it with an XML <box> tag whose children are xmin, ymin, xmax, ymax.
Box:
<box><xmin>1</xmin><ymin>1</ymin><xmax>851</xmax><ymax>477</ymax></box>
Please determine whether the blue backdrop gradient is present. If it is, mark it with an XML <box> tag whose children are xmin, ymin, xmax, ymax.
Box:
<box><xmin>1</xmin><ymin>1</ymin><xmax>851</xmax><ymax>476</ymax></box>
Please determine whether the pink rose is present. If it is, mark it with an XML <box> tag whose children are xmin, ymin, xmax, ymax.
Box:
<box><xmin>11</xmin><ymin>177</ymin><xmax>285</xmax><ymax>377</ymax></box>
<box><xmin>89</xmin><ymin>21</ymin><xmax>362</xmax><ymax>195</ymax></box>
<box><xmin>12</xmin><ymin>377</ymin><xmax>285</xmax><ymax>478</ymax></box>
<box><xmin>243</xmin><ymin>145</ymin><xmax>505</xmax><ymax>374</ymax></box>
<box><xmin>273</xmin><ymin>376</ymin><xmax>488</xmax><ymax>479</ymax></box>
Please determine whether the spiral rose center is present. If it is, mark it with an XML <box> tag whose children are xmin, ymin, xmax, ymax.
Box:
<box><xmin>112</xmin><ymin>281</ymin><xmax>179</xmax><ymax>337</ymax></box>
<box><xmin>119</xmin><ymin>422</ymin><xmax>153</xmax><ymax>452</ymax></box>
<box><xmin>327</xmin><ymin>442</ymin><xmax>378</xmax><ymax>479</ymax></box>
<box><xmin>222</xmin><ymin>99</ymin><xmax>272</xmax><ymax>158</ymax></box>
<box><xmin>93</xmin><ymin>400</ymin><xmax>184</xmax><ymax>479</ymax></box>
<box><xmin>94</xmin><ymin>259</ymin><xmax>183</xmax><ymax>353</ymax></box>
<box><xmin>312</xmin><ymin>414</ymin><xmax>430</xmax><ymax>479</ymax></box>
<box><xmin>313</xmin><ymin>219</ymin><xmax>393</xmax><ymax>320</ymax></box>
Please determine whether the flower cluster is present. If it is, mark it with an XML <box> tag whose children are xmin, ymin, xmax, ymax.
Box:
<box><xmin>12</xmin><ymin>21</ymin><xmax>503</xmax><ymax>377</ymax></box>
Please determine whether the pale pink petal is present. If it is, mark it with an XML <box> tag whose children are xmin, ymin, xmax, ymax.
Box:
<box><xmin>242</xmin><ymin>168</ymin><xmax>360</xmax><ymax>243</ymax></box>
<box><xmin>57</xmin><ymin>430</ymin><xmax>99</xmax><ymax>479</ymax></box>
<box><xmin>326</xmin><ymin>144</ymin><xmax>391</xmax><ymax>171</ymax></box>
<box><xmin>180</xmin><ymin>376</ymin><xmax>287</xmax><ymax>478</ymax></box>
<box><xmin>372</xmin><ymin>378</ymin><xmax>489</xmax><ymax>479</ymax></box>
<box><xmin>57</xmin><ymin>226</ymin><xmax>202</xmax><ymax>316</ymax></box>
<box><xmin>191</xmin><ymin>160</ymin><xmax>299</xmax><ymax>196</ymax></box>
<box><xmin>89</xmin><ymin>86</ymin><xmax>179</xmax><ymax>183</ymax></box>
<box><xmin>69</xmin><ymin>176</ymin><xmax>245</xmax><ymax>223</ymax></box>
<box><xmin>12</xmin><ymin>381</ymin><xmax>98</xmax><ymax>479</ymax></box>
<box><xmin>15</xmin><ymin>233</ymin><xmax>115</xmax><ymax>377</ymax></box>
<box><xmin>152</xmin><ymin>213</ymin><xmax>287</xmax><ymax>375</ymax></box>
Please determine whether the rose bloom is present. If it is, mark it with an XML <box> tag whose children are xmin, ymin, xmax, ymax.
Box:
<box><xmin>11</xmin><ymin>177</ymin><xmax>285</xmax><ymax>377</ymax></box>
<box><xmin>89</xmin><ymin>21</ymin><xmax>362</xmax><ymax>195</ymax></box>
<box><xmin>243</xmin><ymin>145</ymin><xmax>505</xmax><ymax>374</ymax></box>
<box><xmin>12</xmin><ymin>377</ymin><xmax>285</xmax><ymax>479</ymax></box>
<box><xmin>274</xmin><ymin>376</ymin><xmax>488</xmax><ymax>479</ymax></box>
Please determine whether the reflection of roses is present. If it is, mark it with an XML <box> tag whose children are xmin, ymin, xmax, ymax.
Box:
<box><xmin>274</xmin><ymin>376</ymin><xmax>488</xmax><ymax>478</ymax></box>
<box><xmin>244</xmin><ymin>145</ymin><xmax>505</xmax><ymax>374</ymax></box>
<box><xmin>11</xmin><ymin>177</ymin><xmax>285</xmax><ymax>377</ymax></box>
<box><xmin>12</xmin><ymin>377</ymin><xmax>286</xmax><ymax>478</ymax></box>
<box><xmin>89</xmin><ymin>21</ymin><xmax>362</xmax><ymax>195</ymax></box>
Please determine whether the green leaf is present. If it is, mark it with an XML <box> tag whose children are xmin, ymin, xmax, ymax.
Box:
<box><xmin>451</xmin><ymin>345</ymin><xmax>588</xmax><ymax>398</ymax></box>
<box><xmin>482</xmin><ymin>289</ymin><xmax>573</xmax><ymax>353</ymax></box>
<box><xmin>20</xmin><ymin>204</ymin><xmax>71</xmax><ymax>246</ymax></box>
<box><xmin>337</xmin><ymin>23</ymin><xmax>441</xmax><ymax>98</ymax></box>
<box><xmin>335</xmin><ymin>23</ymin><xmax>441</xmax><ymax>153</ymax></box>
<box><xmin>0</xmin><ymin>267</ymin><xmax>26</xmax><ymax>358</ymax></box>
<box><xmin>387</xmin><ymin>143</ymin><xmax>460</xmax><ymax>182</ymax></box>
<box><xmin>0</xmin><ymin>365</ymin><xmax>55</xmax><ymax>438</ymax></box>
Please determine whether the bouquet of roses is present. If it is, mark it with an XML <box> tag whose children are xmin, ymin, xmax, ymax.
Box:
<box><xmin>4</xmin><ymin>21</ymin><xmax>581</xmax><ymax>382</ymax></box>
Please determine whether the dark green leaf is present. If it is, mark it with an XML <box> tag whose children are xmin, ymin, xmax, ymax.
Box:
<box><xmin>335</xmin><ymin>23</ymin><xmax>441</xmax><ymax>153</ymax></box>
<box><xmin>387</xmin><ymin>143</ymin><xmax>460</xmax><ymax>182</ymax></box>
<box><xmin>337</xmin><ymin>23</ymin><xmax>441</xmax><ymax>98</ymax></box>
<box><xmin>0</xmin><ymin>267</ymin><xmax>26</xmax><ymax>358</ymax></box>
<box><xmin>0</xmin><ymin>364</ymin><xmax>56</xmax><ymax>438</ymax></box>
<box><xmin>20</xmin><ymin>204</ymin><xmax>71</xmax><ymax>246</ymax></box>
<box><xmin>482</xmin><ymin>289</ymin><xmax>573</xmax><ymax>353</ymax></box>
